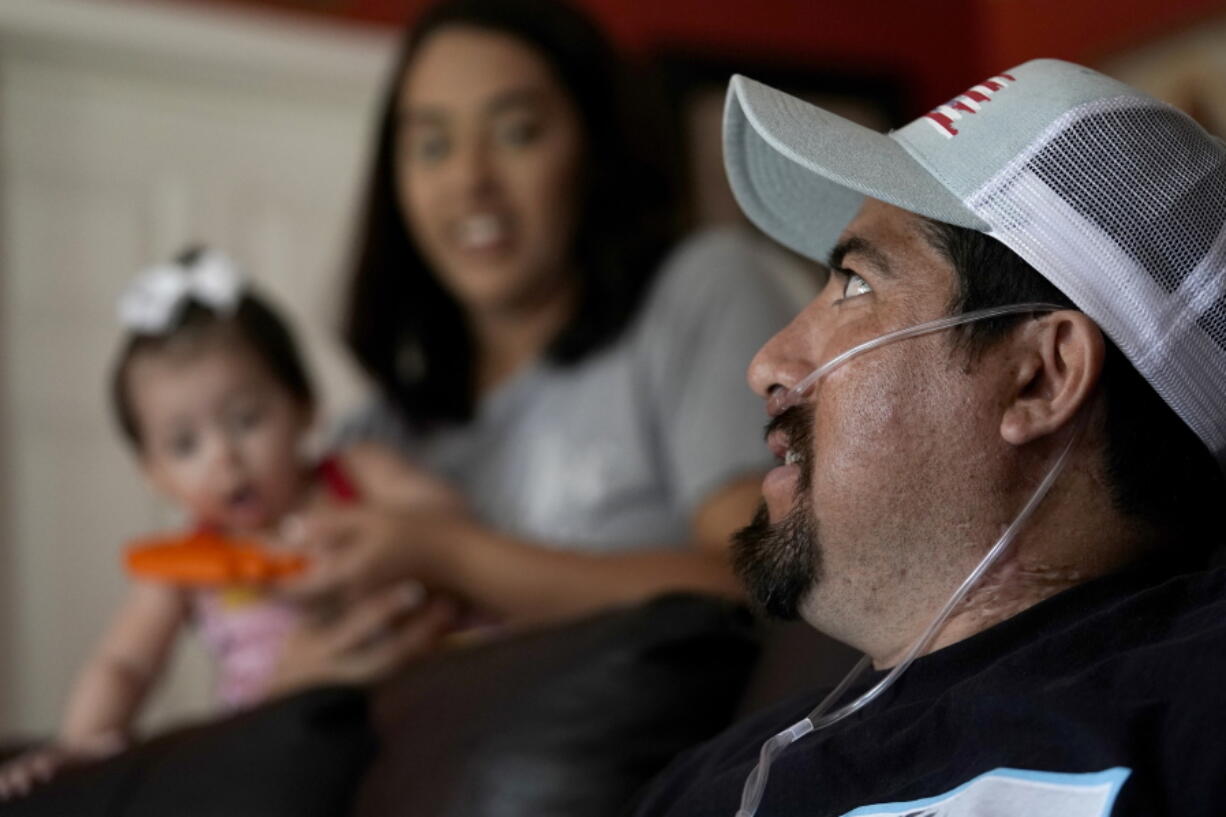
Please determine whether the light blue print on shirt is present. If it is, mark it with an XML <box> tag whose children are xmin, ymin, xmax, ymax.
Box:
<box><xmin>841</xmin><ymin>767</ymin><xmax>1131</xmax><ymax>817</ymax></box>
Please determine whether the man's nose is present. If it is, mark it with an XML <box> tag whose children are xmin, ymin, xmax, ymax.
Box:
<box><xmin>747</xmin><ymin>300</ymin><xmax>826</xmax><ymax>410</ymax></box>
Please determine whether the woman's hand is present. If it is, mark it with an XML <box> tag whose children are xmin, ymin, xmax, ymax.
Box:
<box><xmin>280</xmin><ymin>474</ymin><xmax>760</xmax><ymax>626</ymax></box>
<box><xmin>280</xmin><ymin>447</ymin><xmax>471</xmax><ymax>612</ymax></box>
<box><xmin>268</xmin><ymin>581</ymin><xmax>459</xmax><ymax>697</ymax></box>
<box><xmin>280</xmin><ymin>504</ymin><xmax>471</xmax><ymax>611</ymax></box>
<box><xmin>0</xmin><ymin>733</ymin><xmax>125</xmax><ymax>800</ymax></box>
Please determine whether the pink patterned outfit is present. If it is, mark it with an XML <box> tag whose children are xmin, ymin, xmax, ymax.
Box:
<box><xmin>189</xmin><ymin>458</ymin><xmax>358</xmax><ymax>709</ymax></box>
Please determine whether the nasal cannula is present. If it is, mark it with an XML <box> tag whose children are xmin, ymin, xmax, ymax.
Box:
<box><xmin>737</xmin><ymin>302</ymin><xmax>1082</xmax><ymax>817</ymax></box>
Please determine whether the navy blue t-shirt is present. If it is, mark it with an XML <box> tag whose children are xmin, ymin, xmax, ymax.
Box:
<box><xmin>630</xmin><ymin>554</ymin><xmax>1226</xmax><ymax>817</ymax></box>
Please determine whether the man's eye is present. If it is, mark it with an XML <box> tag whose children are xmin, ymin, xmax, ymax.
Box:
<box><xmin>842</xmin><ymin>273</ymin><xmax>873</xmax><ymax>299</ymax></box>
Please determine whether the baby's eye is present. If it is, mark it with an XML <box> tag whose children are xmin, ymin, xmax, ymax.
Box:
<box><xmin>842</xmin><ymin>273</ymin><xmax>873</xmax><ymax>299</ymax></box>
<box><xmin>168</xmin><ymin>431</ymin><xmax>197</xmax><ymax>459</ymax></box>
<box><xmin>230</xmin><ymin>405</ymin><xmax>265</xmax><ymax>432</ymax></box>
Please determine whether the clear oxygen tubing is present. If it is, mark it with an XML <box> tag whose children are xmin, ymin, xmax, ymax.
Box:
<box><xmin>736</xmin><ymin>302</ymin><xmax>1082</xmax><ymax>817</ymax></box>
<box><xmin>768</xmin><ymin>302</ymin><xmax>1068</xmax><ymax>415</ymax></box>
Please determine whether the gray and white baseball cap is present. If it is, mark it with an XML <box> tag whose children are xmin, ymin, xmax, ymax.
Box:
<box><xmin>724</xmin><ymin>58</ymin><xmax>1226</xmax><ymax>466</ymax></box>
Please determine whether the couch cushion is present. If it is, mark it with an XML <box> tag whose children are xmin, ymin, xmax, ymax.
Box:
<box><xmin>4</xmin><ymin>594</ymin><xmax>755</xmax><ymax>817</ymax></box>
<box><xmin>352</xmin><ymin>593</ymin><xmax>758</xmax><ymax>817</ymax></box>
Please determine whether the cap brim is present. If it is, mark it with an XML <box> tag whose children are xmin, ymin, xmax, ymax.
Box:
<box><xmin>724</xmin><ymin>75</ymin><xmax>988</xmax><ymax>264</ymax></box>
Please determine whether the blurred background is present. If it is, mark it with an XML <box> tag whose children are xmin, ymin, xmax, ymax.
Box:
<box><xmin>0</xmin><ymin>0</ymin><xmax>1223</xmax><ymax>735</ymax></box>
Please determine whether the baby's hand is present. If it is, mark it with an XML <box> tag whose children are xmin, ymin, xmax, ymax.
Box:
<box><xmin>0</xmin><ymin>733</ymin><xmax>122</xmax><ymax>800</ymax></box>
<box><xmin>0</xmin><ymin>746</ymin><xmax>62</xmax><ymax>800</ymax></box>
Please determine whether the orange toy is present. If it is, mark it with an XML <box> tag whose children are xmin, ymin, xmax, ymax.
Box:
<box><xmin>125</xmin><ymin>531</ymin><xmax>307</xmax><ymax>586</ymax></box>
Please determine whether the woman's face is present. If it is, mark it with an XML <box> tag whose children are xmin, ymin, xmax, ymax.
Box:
<box><xmin>396</xmin><ymin>26</ymin><xmax>585</xmax><ymax>317</ymax></box>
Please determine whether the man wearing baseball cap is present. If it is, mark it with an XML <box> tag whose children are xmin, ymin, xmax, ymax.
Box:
<box><xmin>631</xmin><ymin>59</ymin><xmax>1226</xmax><ymax>816</ymax></box>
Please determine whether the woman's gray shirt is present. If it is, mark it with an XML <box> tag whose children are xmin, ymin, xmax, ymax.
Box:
<box><xmin>338</xmin><ymin>229</ymin><xmax>810</xmax><ymax>552</ymax></box>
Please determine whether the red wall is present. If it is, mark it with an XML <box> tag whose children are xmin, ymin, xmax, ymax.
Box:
<box><xmin>171</xmin><ymin>0</ymin><xmax>1226</xmax><ymax>115</ymax></box>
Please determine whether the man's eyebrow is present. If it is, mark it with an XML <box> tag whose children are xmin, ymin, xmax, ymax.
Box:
<box><xmin>828</xmin><ymin>236</ymin><xmax>894</xmax><ymax>278</ymax></box>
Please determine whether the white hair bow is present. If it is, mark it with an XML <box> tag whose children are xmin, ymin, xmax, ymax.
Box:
<box><xmin>117</xmin><ymin>249</ymin><xmax>245</xmax><ymax>334</ymax></box>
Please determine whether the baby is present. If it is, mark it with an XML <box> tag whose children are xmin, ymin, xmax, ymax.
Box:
<box><xmin>0</xmin><ymin>247</ymin><xmax>452</xmax><ymax>797</ymax></box>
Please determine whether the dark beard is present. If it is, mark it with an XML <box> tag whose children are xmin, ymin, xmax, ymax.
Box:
<box><xmin>731</xmin><ymin>404</ymin><xmax>821</xmax><ymax>620</ymax></box>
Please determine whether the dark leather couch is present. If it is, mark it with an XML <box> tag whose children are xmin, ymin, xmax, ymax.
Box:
<box><xmin>1</xmin><ymin>594</ymin><xmax>858</xmax><ymax>817</ymax></box>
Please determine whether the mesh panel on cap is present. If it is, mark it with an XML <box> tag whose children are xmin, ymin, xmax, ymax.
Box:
<box><xmin>1035</xmin><ymin>107</ymin><xmax>1226</xmax><ymax>298</ymax></box>
<box><xmin>968</xmin><ymin>96</ymin><xmax>1226</xmax><ymax>465</ymax></box>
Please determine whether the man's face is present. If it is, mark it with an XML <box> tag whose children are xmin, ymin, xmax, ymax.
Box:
<box><xmin>734</xmin><ymin>199</ymin><xmax>1015</xmax><ymax>649</ymax></box>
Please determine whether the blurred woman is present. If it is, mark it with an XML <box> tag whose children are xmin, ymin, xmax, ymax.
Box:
<box><xmin>283</xmin><ymin>0</ymin><xmax>800</xmax><ymax>645</ymax></box>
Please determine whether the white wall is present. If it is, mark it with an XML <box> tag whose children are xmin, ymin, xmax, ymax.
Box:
<box><xmin>0</xmin><ymin>0</ymin><xmax>393</xmax><ymax>733</ymax></box>
<box><xmin>1100</xmin><ymin>16</ymin><xmax>1226</xmax><ymax>134</ymax></box>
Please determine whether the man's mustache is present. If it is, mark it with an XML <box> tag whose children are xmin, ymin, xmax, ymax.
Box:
<box><xmin>766</xmin><ymin>403</ymin><xmax>814</xmax><ymax>457</ymax></box>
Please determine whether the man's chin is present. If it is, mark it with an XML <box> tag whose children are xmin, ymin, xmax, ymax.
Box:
<box><xmin>731</xmin><ymin>501</ymin><xmax>820</xmax><ymax>621</ymax></box>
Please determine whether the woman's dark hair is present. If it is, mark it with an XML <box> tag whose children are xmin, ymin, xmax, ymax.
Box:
<box><xmin>112</xmin><ymin>247</ymin><xmax>315</xmax><ymax>450</ymax></box>
<box><xmin>924</xmin><ymin>219</ymin><xmax>1224</xmax><ymax>543</ymax></box>
<box><xmin>343</xmin><ymin>0</ymin><xmax>679</xmax><ymax>428</ymax></box>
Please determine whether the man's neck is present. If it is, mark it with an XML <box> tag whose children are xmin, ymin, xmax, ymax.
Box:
<box><xmin>869</xmin><ymin>523</ymin><xmax>1156</xmax><ymax>670</ymax></box>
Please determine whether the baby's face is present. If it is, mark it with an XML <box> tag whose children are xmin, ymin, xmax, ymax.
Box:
<box><xmin>128</xmin><ymin>339</ymin><xmax>312</xmax><ymax>534</ymax></box>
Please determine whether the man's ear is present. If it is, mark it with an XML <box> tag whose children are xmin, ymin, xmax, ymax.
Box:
<box><xmin>1000</xmin><ymin>311</ymin><xmax>1104</xmax><ymax>446</ymax></box>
